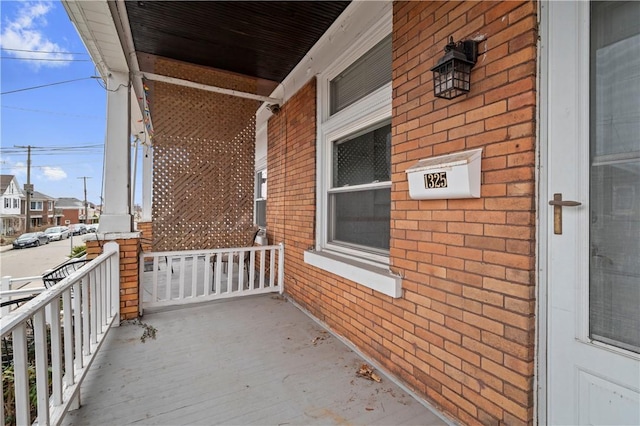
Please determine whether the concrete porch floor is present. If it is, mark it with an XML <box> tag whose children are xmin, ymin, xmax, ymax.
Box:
<box><xmin>61</xmin><ymin>295</ymin><xmax>450</xmax><ymax>425</ymax></box>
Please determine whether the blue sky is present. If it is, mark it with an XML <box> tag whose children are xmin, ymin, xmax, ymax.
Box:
<box><xmin>1</xmin><ymin>0</ymin><xmax>142</xmax><ymax>206</ymax></box>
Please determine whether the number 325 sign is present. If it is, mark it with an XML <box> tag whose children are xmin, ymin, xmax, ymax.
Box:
<box><xmin>424</xmin><ymin>171</ymin><xmax>448</xmax><ymax>189</ymax></box>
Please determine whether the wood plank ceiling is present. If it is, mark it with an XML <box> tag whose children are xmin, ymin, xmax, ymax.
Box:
<box><xmin>126</xmin><ymin>1</ymin><xmax>351</xmax><ymax>84</ymax></box>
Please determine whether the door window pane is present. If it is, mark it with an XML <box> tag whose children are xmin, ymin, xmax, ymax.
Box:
<box><xmin>589</xmin><ymin>1</ymin><xmax>640</xmax><ymax>353</ymax></box>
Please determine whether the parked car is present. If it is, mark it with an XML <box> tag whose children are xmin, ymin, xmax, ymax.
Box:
<box><xmin>86</xmin><ymin>223</ymin><xmax>99</xmax><ymax>233</ymax></box>
<box><xmin>12</xmin><ymin>232</ymin><xmax>49</xmax><ymax>249</ymax></box>
<box><xmin>44</xmin><ymin>226</ymin><xmax>70</xmax><ymax>241</ymax></box>
<box><xmin>69</xmin><ymin>224</ymin><xmax>87</xmax><ymax>235</ymax></box>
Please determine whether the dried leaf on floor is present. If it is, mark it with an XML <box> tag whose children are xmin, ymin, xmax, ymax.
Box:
<box><xmin>311</xmin><ymin>336</ymin><xmax>326</xmax><ymax>345</ymax></box>
<box><xmin>356</xmin><ymin>364</ymin><xmax>382</xmax><ymax>382</ymax></box>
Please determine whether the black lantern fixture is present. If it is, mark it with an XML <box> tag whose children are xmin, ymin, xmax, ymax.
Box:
<box><xmin>431</xmin><ymin>37</ymin><xmax>479</xmax><ymax>99</ymax></box>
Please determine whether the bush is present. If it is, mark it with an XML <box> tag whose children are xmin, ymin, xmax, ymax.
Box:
<box><xmin>70</xmin><ymin>245</ymin><xmax>86</xmax><ymax>258</ymax></box>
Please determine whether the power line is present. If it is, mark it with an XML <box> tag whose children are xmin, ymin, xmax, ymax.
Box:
<box><xmin>1</xmin><ymin>144</ymin><xmax>103</xmax><ymax>150</ymax></box>
<box><xmin>0</xmin><ymin>145</ymin><xmax>104</xmax><ymax>157</ymax></box>
<box><xmin>0</xmin><ymin>56</ymin><xmax>91</xmax><ymax>62</ymax></box>
<box><xmin>1</xmin><ymin>56</ymin><xmax>90</xmax><ymax>62</ymax></box>
<box><xmin>1</xmin><ymin>47</ymin><xmax>89</xmax><ymax>55</ymax></box>
<box><xmin>1</xmin><ymin>77</ymin><xmax>98</xmax><ymax>95</ymax></box>
<box><xmin>2</xmin><ymin>105</ymin><xmax>101</xmax><ymax>119</ymax></box>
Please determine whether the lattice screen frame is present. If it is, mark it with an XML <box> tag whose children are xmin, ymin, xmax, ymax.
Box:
<box><xmin>148</xmin><ymin>57</ymin><xmax>260</xmax><ymax>251</ymax></box>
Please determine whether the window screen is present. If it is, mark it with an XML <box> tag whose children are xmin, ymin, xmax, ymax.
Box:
<box><xmin>330</xmin><ymin>35</ymin><xmax>392</xmax><ymax>115</ymax></box>
<box><xmin>333</xmin><ymin>124</ymin><xmax>391</xmax><ymax>187</ymax></box>
<box><xmin>329</xmin><ymin>122</ymin><xmax>391</xmax><ymax>252</ymax></box>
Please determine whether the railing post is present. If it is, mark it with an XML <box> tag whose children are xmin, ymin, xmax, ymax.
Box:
<box><xmin>104</xmin><ymin>241</ymin><xmax>120</xmax><ymax>326</ymax></box>
<box><xmin>1</xmin><ymin>276</ymin><xmax>10</xmax><ymax>317</ymax></box>
<box><xmin>278</xmin><ymin>243</ymin><xmax>285</xmax><ymax>294</ymax></box>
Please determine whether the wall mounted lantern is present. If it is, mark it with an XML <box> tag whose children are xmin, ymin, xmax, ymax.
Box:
<box><xmin>430</xmin><ymin>37</ymin><xmax>479</xmax><ymax>99</ymax></box>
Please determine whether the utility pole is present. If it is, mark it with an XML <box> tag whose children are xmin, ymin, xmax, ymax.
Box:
<box><xmin>15</xmin><ymin>145</ymin><xmax>33</xmax><ymax>232</ymax></box>
<box><xmin>78</xmin><ymin>176</ymin><xmax>92</xmax><ymax>223</ymax></box>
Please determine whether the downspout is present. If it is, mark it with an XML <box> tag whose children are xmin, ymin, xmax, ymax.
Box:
<box><xmin>114</xmin><ymin>0</ymin><xmax>146</xmax><ymax>128</ymax></box>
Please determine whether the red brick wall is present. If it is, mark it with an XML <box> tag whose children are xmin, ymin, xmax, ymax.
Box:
<box><xmin>268</xmin><ymin>1</ymin><xmax>538</xmax><ymax>425</ymax></box>
<box><xmin>59</xmin><ymin>208</ymin><xmax>81</xmax><ymax>226</ymax></box>
<box><xmin>86</xmin><ymin>237</ymin><xmax>140</xmax><ymax>320</ymax></box>
<box><xmin>267</xmin><ymin>79</ymin><xmax>318</xmax><ymax>308</ymax></box>
<box><xmin>392</xmin><ymin>2</ymin><xmax>537</xmax><ymax>424</ymax></box>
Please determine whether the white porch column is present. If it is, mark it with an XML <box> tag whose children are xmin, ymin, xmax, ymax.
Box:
<box><xmin>100</xmin><ymin>71</ymin><xmax>133</xmax><ymax>233</ymax></box>
<box><xmin>141</xmin><ymin>143</ymin><xmax>153</xmax><ymax>221</ymax></box>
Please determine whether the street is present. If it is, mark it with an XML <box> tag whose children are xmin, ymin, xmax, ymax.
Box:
<box><xmin>0</xmin><ymin>237</ymin><xmax>83</xmax><ymax>288</ymax></box>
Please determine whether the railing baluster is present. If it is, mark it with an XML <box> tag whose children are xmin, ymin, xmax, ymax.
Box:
<box><xmin>203</xmin><ymin>254</ymin><xmax>211</xmax><ymax>296</ymax></box>
<box><xmin>238</xmin><ymin>250</ymin><xmax>245</xmax><ymax>292</ymax></box>
<box><xmin>191</xmin><ymin>255</ymin><xmax>198</xmax><ymax>297</ymax></box>
<box><xmin>90</xmin><ymin>273</ymin><xmax>98</xmax><ymax>345</ymax></box>
<box><xmin>101</xmin><ymin>264</ymin><xmax>108</xmax><ymax>329</ymax></box>
<box><xmin>12</xmin><ymin>323</ymin><xmax>30</xmax><ymax>425</ymax></box>
<box><xmin>34</xmin><ymin>310</ymin><xmax>51</xmax><ymax>425</ymax></box>
<box><xmin>226</xmin><ymin>250</ymin><xmax>233</xmax><ymax>293</ymax></box>
<box><xmin>165</xmin><ymin>256</ymin><xmax>172</xmax><ymax>301</ymax></box>
<box><xmin>178</xmin><ymin>256</ymin><xmax>186</xmax><ymax>299</ymax></box>
<box><xmin>269</xmin><ymin>247</ymin><xmax>276</xmax><ymax>287</ymax></box>
<box><xmin>82</xmin><ymin>277</ymin><xmax>91</xmax><ymax>355</ymax></box>
<box><xmin>49</xmin><ymin>297</ymin><xmax>64</xmax><ymax>406</ymax></box>
<box><xmin>214</xmin><ymin>254</ymin><xmax>222</xmax><ymax>294</ymax></box>
<box><xmin>63</xmin><ymin>290</ymin><xmax>75</xmax><ymax>387</ymax></box>
<box><xmin>259</xmin><ymin>249</ymin><xmax>266</xmax><ymax>289</ymax></box>
<box><xmin>249</xmin><ymin>251</ymin><xmax>256</xmax><ymax>290</ymax></box>
<box><xmin>74</xmin><ymin>281</ymin><xmax>83</xmax><ymax>369</ymax></box>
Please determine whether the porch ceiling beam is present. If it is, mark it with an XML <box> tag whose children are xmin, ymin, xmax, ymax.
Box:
<box><xmin>138</xmin><ymin>72</ymin><xmax>282</xmax><ymax>105</ymax></box>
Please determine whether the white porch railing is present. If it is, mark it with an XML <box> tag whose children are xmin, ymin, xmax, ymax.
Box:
<box><xmin>0</xmin><ymin>277</ymin><xmax>47</xmax><ymax>317</ymax></box>
<box><xmin>141</xmin><ymin>243</ymin><xmax>284</xmax><ymax>310</ymax></box>
<box><xmin>0</xmin><ymin>242</ymin><xmax>120</xmax><ymax>426</ymax></box>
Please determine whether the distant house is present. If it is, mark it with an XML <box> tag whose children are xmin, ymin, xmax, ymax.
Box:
<box><xmin>56</xmin><ymin>197</ymin><xmax>98</xmax><ymax>225</ymax></box>
<box><xmin>0</xmin><ymin>175</ymin><xmax>23</xmax><ymax>235</ymax></box>
<box><xmin>23</xmin><ymin>191</ymin><xmax>56</xmax><ymax>229</ymax></box>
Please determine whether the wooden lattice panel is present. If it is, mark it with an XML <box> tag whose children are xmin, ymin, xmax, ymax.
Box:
<box><xmin>149</xmin><ymin>57</ymin><xmax>260</xmax><ymax>251</ymax></box>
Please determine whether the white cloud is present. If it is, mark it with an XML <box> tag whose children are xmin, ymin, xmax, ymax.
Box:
<box><xmin>0</xmin><ymin>1</ymin><xmax>73</xmax><ymax>69</ymax></box>
<box><xmin>10</xmin><ymin>162</ymin><xmax>28</xmax><ymax>177</ymax></box>
<box><xmin>41</xmin><ymin>166</ymin><xmax>67</xmax><ymax>181</ymax></box>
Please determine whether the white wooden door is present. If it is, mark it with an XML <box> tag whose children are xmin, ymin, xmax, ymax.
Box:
<box><xmin>545</xmin><ymin>1</ymin><xmax>640</xmax><ymax>424</ymax></box>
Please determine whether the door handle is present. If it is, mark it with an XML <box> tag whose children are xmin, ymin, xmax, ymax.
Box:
<box><xmin>549</xmin><ymin>193</ymin><xmax>582</xmax><ymax>234</ymax></box>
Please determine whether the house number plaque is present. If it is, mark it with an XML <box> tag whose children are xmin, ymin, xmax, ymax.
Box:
<box><xmin>424</xmin><ymin>171</ymin><xmax>448</xmax><ymax>189</ymax></box>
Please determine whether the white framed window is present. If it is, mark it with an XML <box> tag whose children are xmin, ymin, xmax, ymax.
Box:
<box><xmin>255</xmin><ymin>169</ymin><xmax>267</xmax><ymax>228</ymax></box>
<box><xmin>328</xmin><ymin>121</ymin><xmax>391</xmax><ymax>256</ymax></box>
<box><xmin>13</xmin><ymin>198</ymin><xmax>18</xmax><ymax>208</ymax></box>
<box><xmin>4</xmin><ymin>198</ymin><xmax>9</xmax><ymax>209</ymax></box>
<box><xmin>30</xmin><ymin>201</ymin><xmax>43</xmax><ymax>211</ymax></box>
<box><xmin>306</xmin><ymin>9</ymin><xmax>401</xmax><ymax>298</ymax></box>
<box><xmin>48</xmin><ymin>201</ymin><xmax>53</xmax><ymax>210</ymax></box>
<box><xmin>317</xmin><ymin>19</ymin><xmax>392</xmax><ymax>264</ymax></box>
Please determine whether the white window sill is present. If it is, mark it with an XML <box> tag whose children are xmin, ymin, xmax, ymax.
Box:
<box><xmin>304</xmin><ymin>250</ymin><xmax>402</xmax><ymax>298</ymax></box>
